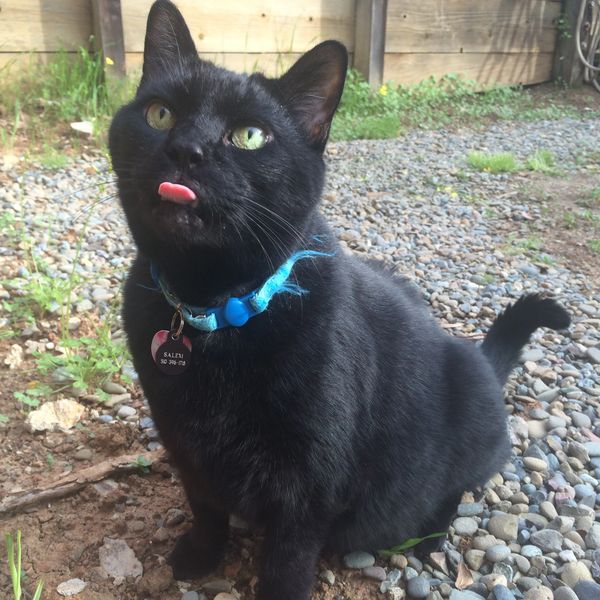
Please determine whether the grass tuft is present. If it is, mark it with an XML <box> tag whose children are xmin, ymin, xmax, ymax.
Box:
<box><xmin>526</xmin><ymin>149</ymin><xmax>559</xmax><ymax>174</ymax></box>
<box><xmin>467</xmin><ymin>151</ymin><xmax>519</xmax><ymax>173</ymax></box>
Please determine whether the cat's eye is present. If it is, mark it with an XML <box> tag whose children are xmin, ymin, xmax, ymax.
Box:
<box><xmin>146</xmin><ymin>102</ymin><xmax>176</xmax><ymax>130</ymax></box>
<box><xmin>230</xmin><ymin>126</ymin><xmax>268</xmax><ymax>150</ymax></box>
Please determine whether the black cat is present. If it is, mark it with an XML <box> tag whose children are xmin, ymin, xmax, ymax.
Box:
<box><xmin>109</xmin><ymin>2</ymin><xmax>570</xmax><ymax>598</ymax></box>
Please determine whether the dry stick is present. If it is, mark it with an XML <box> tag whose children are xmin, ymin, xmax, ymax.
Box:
<box><xmin>0</xmin><ymin>449</ymin><xmax>166</xmax><ymax>516</ymax></box>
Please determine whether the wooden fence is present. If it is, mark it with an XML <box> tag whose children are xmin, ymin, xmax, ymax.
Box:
<box><xmin>0</xmin><ymin>0</ymin><xmax>578</xmax><ymax>88</ymax></box>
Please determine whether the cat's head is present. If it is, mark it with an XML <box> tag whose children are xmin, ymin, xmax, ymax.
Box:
<box><xmin>109</xmin><ymin>0</ymin><xmax>346</xmax><ymax>281</ymax></box>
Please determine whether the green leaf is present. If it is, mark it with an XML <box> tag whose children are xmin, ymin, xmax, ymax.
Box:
<box><xmin>378</xmin><ymin>531</ymin><xmax>447</xmax><ymax>556</ymax></box>
<box><xmin>32</xmin><ymin>581</ymin><xmax>44</xmax><ymax>600</ymax></box>
<box><xmin>0</xmin><ymin>413</ymin><xmax>10</xmax><ymax>423</ymax></box>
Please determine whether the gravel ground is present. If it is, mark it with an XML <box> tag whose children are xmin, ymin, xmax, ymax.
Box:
<box><xmin>1</xmin><ymin>116</ymin><xmax>600</xmax><ymax>600</ymax></box>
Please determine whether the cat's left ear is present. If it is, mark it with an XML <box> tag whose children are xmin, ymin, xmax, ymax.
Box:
<box><xmin>277</xmin><ymin>41</ymin><xmax>348</xmax><ymax>152</ymax></box>
<box><xmin>142</xmin><ymin>0</ymin><xmax>198</xmax><ymax>83</ymax></box>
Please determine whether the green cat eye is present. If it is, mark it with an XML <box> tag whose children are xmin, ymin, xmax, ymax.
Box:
<box><xmin>230</xmin><ymin>126</ymin><xmax>268</xmax><ymax>150</ymax></box>
<box><xmin>146</xmin><ymin>102</ymin><xmax>176</xmax><ymax>130</ymax></box>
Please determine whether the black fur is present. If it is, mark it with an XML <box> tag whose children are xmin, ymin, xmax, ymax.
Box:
<box><xmin>108</xmin><ymin>2</ymin><xmax>570</xmax><ymax>598</ymax></box>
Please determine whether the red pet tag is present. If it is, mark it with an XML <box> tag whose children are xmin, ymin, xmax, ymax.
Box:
<box><xmin>151</xmin><ymin>310</ymin><xmax>192</xmax><ymax>375</ymax></box>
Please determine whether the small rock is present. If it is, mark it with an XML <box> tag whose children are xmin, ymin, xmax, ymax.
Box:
<box><xmin>213</xmin><ymin>594</ymin><xmax>236</xmax><ymax>600</ymax></box>
<box><xmin>523</xmin><ymin>457</ymin><xmax>548</xmax><ymax>472</ymax></box>
<box><xmin>152</xmin><ymin>527</ymin><xmax>169</xmax><ymax>543</ymax></box>
<box><xmin>319</xmin><ymin>569</ymin><xmax>335</xmax><ymax>585</ymax></box>
<box><xmin>524</xmin><ymin>587</ymin><xmax>552</xmax><ymax>600</ymax></box>
<box><xmin>390</xmin><ymin>554</ymin><xmax>408</xmax><ymax>569</ymax></box>
<box><xmin>202</xmin><ymin>580</ymin><xmax>232</xmax><ymax>594</ymax></box>
<box><xmin>344</xmin><ymin>551</ymin><xmax>375</xmax><ymax>569</ymax></box>
<box><xmin>98</xmin><ymin>537</ymin><xmax>143</xmax><ymax>581</ymax></box>
<box><xmin>102</xmin><ymin>381</ymin><xmax>127</xmax><ymax>395</ymax></box>
<box><xmin>492</xmin><ymin>585</ymin><xmax>516</xmax><ymax>600</ymax></box>
<box><xmin>57</xmin><ymin>578</ymin><xmax>87</xmax><ymax>596</ymax></box>
<box><xmin>486</xmin><ymin>544</ymin><xmax>511</xmax><ymax>563</ymax></box>
<box><xmin>488</xmin><ymin>514</ymin><xmax>519</xmax><ymax>541</ymax></box>
<box><xmin>181</xmin><ymin>592</ymin><xmax>201</xmax><ymax>600</ymax></box>
<box><xmin>465</xmin><ymin>549</ymin><xmax>485</xmax><ymax>571</ymax></box>
<box><xmin>584</xmin><ymin>522</ymin><xmax>600</xmax><ymax>549</ymax></box>
<box><xmin>458</xmin><ymin>502</ymin><xmax>484</xmax><ymax>517</ymax></box>
<box><xmin>453</xmin><ymin>517</ymin><xmax>478</xmax><ymax>536</ymax></box>
<box><xmin>449</xmin><ymin>592</ymin><xmax>486</xmax><ymax>600</ymax></box>
<box><xmin>26</xmin><ymin>399</ymin><xmax>85</xmax><ymax>433</ymax></box>
<box><xmin>73</xmin><ymin>448</ymin><xmax>93</xmax><ymax>461</ymax></box>
<box><xmin>363</xmin><ymin>566</ymin><xmax>387</xmax><ymax>582</ymax></box>
<box><xmin>117</xmin><ymin>405</ymin><xmax>136</xmax><ymax>418</ymax></box>
<box><xmin>585</xmin><ymin>347</ymin><xmax>600</xmax><ymax>364</ymax></box>
<box><xmin>165</xmin><ymin>508</ymin><xmax>186</xmax><ymax>527</ymax></box>
<box><xmin>136</xmin><ymin>564</ymin><xmax>172</xmax><ymax>595</ymax></box>
<box><xmin>406</xmin><ymin>576</ymin><xmax>430</xmax><ymax>599</ymax></box>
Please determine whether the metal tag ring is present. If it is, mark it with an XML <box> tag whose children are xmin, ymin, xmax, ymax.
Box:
<box><xmin>170</xmin><ymin>308</ymin><xmax>185</xmax><ymax>340</ymax></box>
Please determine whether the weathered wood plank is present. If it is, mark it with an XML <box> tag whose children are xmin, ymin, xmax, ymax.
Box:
<box><xmin>354</xmin><ymin>0</ymin><xmax>387</xmax><ymax>86</ymax></box>
<box><xmin>383</xmin><ymin>51</ymin><xmax>555</xmax><ymax>86</ymax></box>
<box><xmin>91</xmin><ymin>0</ymin><xmax>126</xmax><ymax>78</ymax></box>
<box><xmin>553</xmin><ymin>0</ymin><xmax>584</xmax><ymax>86</ymax></box>
<box><xmin>120</xmin><ymin>0</ymin><xmax>355</xmax><ymax>54</ymax></box>
<box><xmin>124</xmin><ymin>51</ymin><xmax>355</xmax><ymax>77</ymax></box>
<box><xmin>386</xmin><ymin>0</ymin><xmax>560</xmax><ymax>54</ymax></box>
<box><xmin>0</xmin><ymin>0</ymin><xmax>92</xmax><ymax>52</ymax></box>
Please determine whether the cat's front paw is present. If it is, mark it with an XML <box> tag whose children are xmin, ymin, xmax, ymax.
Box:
<box><xmin>168</xmin><ymin>527</ymin><xmax>224</xmax><ymax>580</ymax></box>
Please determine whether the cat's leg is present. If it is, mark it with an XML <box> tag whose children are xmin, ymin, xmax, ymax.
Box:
<box><xmin>414</xmin><ymin>493</ymin><xmax>462</xmax><ymax>559</ymax></box>
<box><xmin>168</xmin><ymin>485</ymin><xmax>229</xmax><ymax>580</ymax></box>
<box><xmin>257</xmin><ymin>519</ymin><xmax>325</xmax><ymax>600</ymax></box>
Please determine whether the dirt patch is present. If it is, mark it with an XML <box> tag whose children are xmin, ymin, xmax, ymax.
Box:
<box><xmin>508</xmin><ymin>170</ymin><xmax>600</xmax><ymax>282</ymax></box>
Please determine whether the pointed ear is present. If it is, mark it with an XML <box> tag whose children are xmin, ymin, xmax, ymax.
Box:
<box><xmin>142</xmin><ymin>0</ymin><xmax>198</xmax><ymax>83</ymax></box>
<box><xmin>277</xmin><ymin>41</ymin><xmax>348</xmax><ymax>152</ymax></box>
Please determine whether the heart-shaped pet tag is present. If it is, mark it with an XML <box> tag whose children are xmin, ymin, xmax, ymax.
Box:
<box><xmin>151</xmin><ymin>330</ymin><xmax>192</xmax><ymax>375</ymax></box>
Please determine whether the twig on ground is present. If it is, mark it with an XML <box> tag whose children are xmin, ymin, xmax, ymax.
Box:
<box><xmin>0</xmin><ymin>449</ymin><xmax>166</xmax><ymax>515</ymax></box>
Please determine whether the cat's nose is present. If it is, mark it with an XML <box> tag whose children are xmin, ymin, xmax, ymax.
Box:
<box><xmin>166</xmin><ymin>139</ymin><xmax>204</xmax><ymax>169</ymax></box>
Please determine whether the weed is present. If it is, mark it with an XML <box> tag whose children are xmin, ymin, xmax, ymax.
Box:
<box><xmin>526</xmin><ymin>149</ymin><xmax>559</xmax><ymax>174</ymax></box>
<box><xmin>36</xmin><ymin>319</ymin><xmax>130</xmax><ymax>395</ymax></box>
<box><xmin>46</xmin><ymin>452</ymin><xmax>55</xmax><ymax>468</ymax></box>
<box><xmin>4</xmin><ymin>531</ymin><xmax>44</xmax><ymax>600</ymax></box>
<box><xmin>589</xmin><ymin>240</ymin><xmax>600</xmax><ymax>253</ymax></box>
<box><xmin>32</xmin><ymin>145</ymin><xmax>70</xmax><ymax>170</ymax></box>
<box><xmin>131</xmin><ymin>455</ymin><xmax>152</xmax><ymax>474</ymax></box>
<box><xmin>467</xmin><ymin>151</ymin><xmax>520</xmax><ymax>174</ymax></box>
<box><xmin>0</xmin><ymin>413</ymin><xmax>9</xmax><ymax>424</ymax></box>
<box><xmin>563</xmin><ymin>212</ymin><xmax>578</xmax><ymax>229</ymax></box>
<box><xmin>13</xmin><ymin>384</ymin><xmax>52</xmax><ymax>411</ymax></box>
<box><xmin>592</xmin><ymin>187</ymin><xmax>600</xmax><ymax>201</ymax></box>
<box><xmin>536</xmin><ymin>254</ymin><xmax>555</xmax><ymax>266</ymax></box>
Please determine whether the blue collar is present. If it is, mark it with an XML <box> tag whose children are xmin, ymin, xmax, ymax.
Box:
<box><xmin>150</xmin><ymin>249</ymin><xmax>332</xmax><ymax>332</ymax></box>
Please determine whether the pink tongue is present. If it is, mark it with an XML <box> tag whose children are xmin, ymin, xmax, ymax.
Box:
<box><xmin>158</xmin><ymin>182</ymin><xmax>197</xmax><ymax>204</ymax></box>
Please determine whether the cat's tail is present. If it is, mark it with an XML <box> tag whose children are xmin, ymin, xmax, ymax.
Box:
<box><xmin>481</xmin><ymin>294</ymin><xmax>570</xmax><ymax>385</ymax></box>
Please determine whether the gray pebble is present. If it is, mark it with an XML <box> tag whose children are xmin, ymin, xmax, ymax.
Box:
<box><xmin>406</xmin><ymin>576</ymin><xmax>430</xmax><ymax>599</ymax></box>
<box><xmin>343</xmin><ymin>551</ymin><xmax>375</xmax><ymax>569</ymax></box>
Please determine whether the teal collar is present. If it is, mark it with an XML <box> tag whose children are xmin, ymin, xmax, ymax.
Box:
<box><xmin>151</xmin><ymin>249</ymin><xmax>331</xmax><ymax>332</ymax></box>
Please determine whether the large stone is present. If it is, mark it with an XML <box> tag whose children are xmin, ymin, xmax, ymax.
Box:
<box><xmin>26</xmin><ymin>399</ymin><xmax>85</xmax><ymax>433</ymax></box>
<box><xmin>573</xmin><ymin>581</ymin><xmax>600</xmax><ymax>600</ymax></box>
<box><xmin>584</xmin><ymin>522</ymin><xmax>600</xmax><ymax>549</ymax></box>
<box><xmin>488</xmin><ymin>514</ymin><xmax>519</xmax><ymax>541</ymax></box>
<box><xmin>524</xmin><ymin>587</ymin><xmax>552</xmax><ymax>600</ymax></box>
<box><xmin>560</xmin><ymin>561</ymin><xmax>593</xmax><ymax>588</ymax></box>
<box><xmin>530</xmin><ymin>529</ymin><xmax>564</xmax><ymax>553</ymax></box>
<box><xmin>453</xmin><ymin>517</ymin><xmax>479</xmax><ymax>536</ymax></box>
<box><xmin>553</xmin><ymin>586</ymin><xmax>578</xmax><ymax>600</ymax></box>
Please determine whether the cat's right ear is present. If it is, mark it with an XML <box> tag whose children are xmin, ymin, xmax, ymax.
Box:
<box><xmin>142</xmin><ymin>0</ymin><xmax>198</xmax><ymax>83</ymax></box>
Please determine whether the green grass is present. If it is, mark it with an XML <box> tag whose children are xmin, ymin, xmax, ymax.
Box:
<box><xmin>526</xmin><ymin>149</ymin><xmax>559</xmax><ymax>174</ymax></box>
<box><xmin>4</xmin><ymin>532</ymin><xmax>44</xmax><ymax>600</ymax></box>
<box><xmin>32</xmin><ymin>145</ymin><xmax>70</xmax><ymax>170</ymax></box>
<box><xmin>589</xmin><ymin>240</ymin><xmax>600</xmax><ymax>253</ymax></box>
<box><xmin>0</xmin><ymin>47</ymin><xmax>133</xmax><ymax>150</ymax></box>
<box><xmin>330</xmin><ymin>71</ymin><xmax>583</xmax><ymax>141</ymax></box>
<box><xmin>563</xmin><ymin>212</ymin><xmax>578</xmax><ymax>229</ymax></box>
<box><xmin>467</xmin><ymin>151</ymin><xmax>519</xmax><ymax>173</ymax></box>
<box><xmin>36</xmin><ymin>319</ymin><xmax>130</xmax><ymax>396</ymax></box>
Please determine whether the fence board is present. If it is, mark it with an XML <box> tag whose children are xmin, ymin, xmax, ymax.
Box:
<box><xmin>121</xmin><ymin>0</ymin><xmax>355</xmax><ymax>54</ymax></box>
<box><xmin>0</xmin><ymin>0</ymin><xmax>91</xmax><ymax>52</ymax></box>
<box><xmin>384</xmin><ymin>51</ymin><xmax>555</xmax><ymax>86</ymax></box>
<box><xmin>125</xmin><ymin>51</ymin><xmax>355</xmax><ymax>77</ymax></box>
<box><xmin>387</xmin><ymin>0</ymin><xmax>561</xmax><ymax>54</ymax></box>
